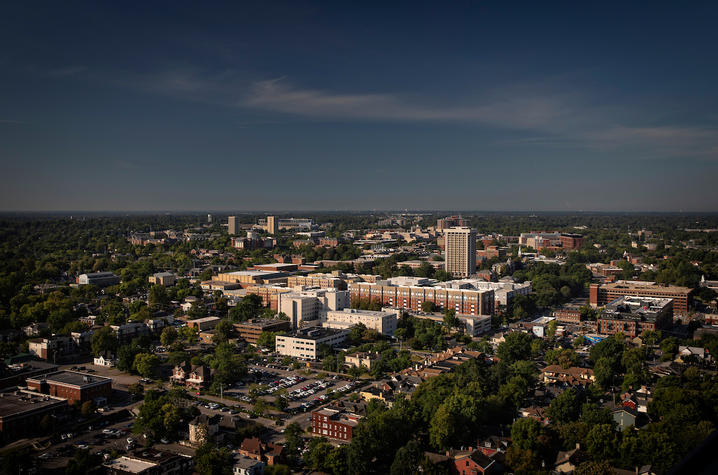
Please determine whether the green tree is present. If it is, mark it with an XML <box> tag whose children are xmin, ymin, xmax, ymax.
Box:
<box><xmin>510</xmin><ymin>417</ymin><xmax>543</xmax><ymax>451</ymax></box>
<box><xmin>390</xmin><ymin>440</ymin><xmax>423</xmax><ymax>475</ymax></box>
<box><xmin>593</xmin><ymin>357</ymin><xmax>614</xmax><ymax>389</ymax></box>
<box><xmin>547</xmin><ymin>388</ymin><xmax>582</xmax><ymax>424</ymax></box>
<box><xmin>160</xmin><ymin>326</ymin><xmax>178</xmax><ymax>347</ymax></box>
<box><xmin>194</xmin><ymin>442</ymin><xmax>233</xmax><ymax>475</ymax></box>
<box><xmin>148</xmin><ymin>284</ymin><xmax>170</xmax><ymax>309</ymax></box>
<box><xmin>90</xmin><ymin>326</ymin><xmax>118</xmax><ymax>357</ymax></box>
<box><xmin>213</xmin><ymin>319</ymin><xmax>234</xmax><ymax>344</ymax></box>
<box><xmin>497</xmin><ymin>332</ymin><xmax>533</xmax><ymax>364</ymax></box>
<box><xmin>134</xmin><ymin>352</ymin><xmax>160</xmax><ymax>378</ymax></box>
<box><xmin>256</xmin><ymin>331</ymin><xmax>281</xmax><ymax>350</ymax></box>
<box><xmin>574</xmin><ymin>460</ymin><xmax>614</xmax><ymax>475</ymax></box>
<box><xmin>421</xmin><ymin>301</ymin><xmax>438</xmax><ymax>313</ymax></box>
<box><xmin>585</xmin><ymin>424</ymin><xmax>618</xmax><ymax>462</ymax></box>
<box><xmin>442</xmin><ymin>309</ymin><xmax>459</xmax><ymax>330</ymax></box>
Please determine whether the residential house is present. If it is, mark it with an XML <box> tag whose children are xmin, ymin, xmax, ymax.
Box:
<box><xmin>233</xmin><ymin>455</ymin><xmax>264</xmax><ymax>475</ymax></box>
<box><xmin>93</xmin><ymin>354</ymin><xmax>117</xmax><ymax>367</ymax></box>
<box><xmin>541</xmin><ymin>365</ymin><xmax>595</xmax><ymax>388</ymax></box>
<box><xmin>553</xmin><ymin>445</ymin><xmax>590</xmax><ymax>473</ymax></box>
<box><xmin>449</xmin><ymin>448</ymin><xmax>497</xmax><ymax>475</ymax></box>
<box><xmin>189</xmin><ymin>414</ymin><xmax>220</xmax><ymax>445</ymax></box>
<box><xmin>238</xmin><ymin>437</ymin><xmax>284</xmax><ymax>466</ymax></box>
<box><xmin>170</xmin><ymin>363</ymin><xmax>212</xmax><ymax>389</ymax></box>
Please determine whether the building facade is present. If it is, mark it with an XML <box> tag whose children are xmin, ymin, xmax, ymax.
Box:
<box><xmin>233</xmin><ymin>319</ymin><xmax>291</xmax><ymax>344</ymax></box>
<box><xmin>277</xmin><ymin>288</ymin><xmax>350</xmax><ymax>328</ymax></box>
<box><xmin>590</xmin><ymin>281</ymin><xmax>692</xmax><ymax>315</ymax></box>
<box><xmin>311</xmin><ymin>407</ymin><xmax>361</xmax><ymax>441</ymax></box>
<box><xmin>444</xmin><ymin>227</ymin><xmax>477</xmax><ymax>277</ymax></box>
<box><xmin>228</xmin><ymin>216</ymin><xmax>239</xmax><ymax>235</ymax></box>
<box><xmin>323</xmin><ymin>308</ymin><xmax>399</xmax><ymax>336</ymax></box>
<box><xmin>597</xmin><ymin>295</ymin><xmax>673</xmax><ymax>338</ymax></box>
<box><xmin>26</xmin><ymin>371</ymin><xmax>112</xmax><ymax>405</ymax></box>
<box><xmin>275</xmin><ymin>328</ymin><xmax>349</xmax><ymax>360</ymax></box>
<box><xmin>349</xmin><ymin>280</ymin><xmax>494</xmax><ymax>317</ymax></box>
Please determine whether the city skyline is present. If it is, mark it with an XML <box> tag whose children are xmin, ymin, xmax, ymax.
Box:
<box><xmin>2</xmin><ymin>1</ymin><xmax>718</xmax><ymax>212</ymax></box>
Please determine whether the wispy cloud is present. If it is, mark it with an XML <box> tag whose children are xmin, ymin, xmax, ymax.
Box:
<box><xmin>243</xmin><ymin>78</ymin><xmax>718</xmax><ymax>157</ymax></box>
<box><xmin>244</xmin><ymin>78</ymin><xmax>578</xmax><ymax>131</ymax></box>
<box><xmin>54</xmin><ymin>66</ymin><xmax>718</xmax><ymax>158</ymax></box>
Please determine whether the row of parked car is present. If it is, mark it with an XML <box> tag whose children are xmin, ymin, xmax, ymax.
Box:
<box><xmin>286</xmin><ymin>379</ymin><xmax>332</xmax><ymax>400</ymax></box>
<box><xmin>266</xmin><ymin>375</ymin><xmax>307</xmax><ymax>394</ymax></box>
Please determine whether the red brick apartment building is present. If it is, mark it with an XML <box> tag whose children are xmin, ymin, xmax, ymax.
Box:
<box><xmin>26</xmin><ymin>371</ymin><xmax>112</xmax><ymax>405</ymax></box>
<box><xmin>590</xmin><ymin>281</ymin><xmax>692</xmax><ymax>315</ymax></box>
<box><xmin>312</xmin><ymin>407</ymin><xmax>362</xmax><ymax>441</ymax></box>
<box><xmin>559</xmin><ymin>233</ymin><xmax>585</xmax><ymax>250</ymax></box>
<box><xmin>349</xmin><ymin>282</ymin><xmax>494</xmax><ymax>317</ymax></box>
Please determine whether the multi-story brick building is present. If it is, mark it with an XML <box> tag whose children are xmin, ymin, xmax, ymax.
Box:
<box><xmin>597</xmin><ymin>295</ymin><xmax>673</xmax><ymax>338</ymax></box>
<box><xmin>559</xmin><ymin>233</ymin><xmax>585</xmax><ymax>250</ymax></box>
<box><xmin>349</xmin><ymin>277</ymin><xmax>494</xmax><ymax>317</ymax></box>
<box><xmin>26</xmin><ymin>371</ymin><xmax>112</xmax><ymax>405</ymax></box>
<box><xmin>233</xmin><ymin>319</ymin><xmax>291</xmax><ymax>344</ymax></box>
<box><xmin>552</xmin><ymin>305</ymin><xmax>584</xmax><ymax>323</ymax></box>
<box><xmin>0</xmin><ymin>389</ymin><xmax>68</xmax><ymax>444</ymax></box>
<box><xmin>590</xmin><ymin>281</ymin><xmax>692</xmax><ymax>315</ymax></box>
<box><xmin>311</xmin><ymin>407</ymin><xmax>362</xmax><ymax>441</ymax></box>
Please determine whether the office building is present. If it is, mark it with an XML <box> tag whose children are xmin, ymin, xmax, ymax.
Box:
<box><xmin>275</xmin><ymin>327</ymin><xmax>349</xmax><ymax>360</ymax></box>
<box><xmin>266</xmin><ymin>216</ymin><xmax>277</xmax><ymax>234</ymax></box>
<box><xmin>216</xmin><ymin>270</ymin><xmax>288</xmax><ymax>286</ymax></box>
<box><xmin>233</xmin><ymin>319</ymin><xmax>291</xmax><ymax>344</ymax></box>
<box><xmin>323</xmin><ymin>308</ymin><xmax>399</xmax><ymax>336</ymax></box>
<box><xmin>0</xmin><ymin>389</ymin><xmax>68</xmax><ymax>445</ymax></box>
<box><xmin>26</xmin><ymin>371</ymin><xmax>112</xmax><ymax>405</ymax></box>
<box><xmin>277</xmin><ymin>288</ymin><xmax>350</xmax><ymax>328</ymax></box>
<box><xmin>186</xmin><ymin>316</ymin><xmax>221</xmax><ymax>331</ymax></box>
<box><xmin>590</xmin><ymin>281</ymin><xmax>692</xmax><ymax>315</ymax></box>
<box><xmin>598</xmin><ymin>295</ymin><xmax>673</xmax><ymax>338</ymax></box>
<box><xmin>228</xmin><ymin>216</ymin><xmax>239</xmax><ymax>235</ymax></box>
<box><xmin>444</xmin><ymin>227</ymin><xmax>476</xmax><ymax>277</ymax></box>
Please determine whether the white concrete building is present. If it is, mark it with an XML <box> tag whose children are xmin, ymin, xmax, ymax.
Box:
<box><xmin>323</xmin><ymin>308</ymin><xmax>399</xmax><ymax>336</ymax></box>
<box><xmin>275</xmin><ymin>328</ymin><xmax>349</xmax><ymax>360</ymax></box>
<box><xmin>277</xmin><ymin>287</ymin><xmax>350</xmax><ymax>328</ymax></box>
<box><xmin>459</xmin><ymin>314</ymin><xmax>493</xmax><ymax>337</ymax></box>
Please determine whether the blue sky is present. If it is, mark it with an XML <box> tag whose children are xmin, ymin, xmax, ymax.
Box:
<box><xmin>1</xmin><ymin>1</ymin><xmax>717</xmax><ymax>211</ymax></box>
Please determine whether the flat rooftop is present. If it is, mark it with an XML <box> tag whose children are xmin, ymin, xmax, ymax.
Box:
<box><xmin>224</xmin><ymin>270</ymin><xmax>286</xmax><ymax>277</ymax></box>
<box><xmin>0</xmin><ymin>390</ymin><xmax>66</xmax><ymax>417</ymax></box>
<box><xmin>603</xmin><ymin>280</ymin><xmax>692</xmax><ymax>293</ymax></box>
<box><xmin>282</xmin><ymin>327</ymin><xmax>348</xmax><ymax>341</ymax></box>
<box><xmin>28</xmin><ymin>371</ymin><xmax>112</xmax><ymax>388</ymax></box>
<box><xmin>606</xmin><ymin>296</ymin><xmax>673</xmax><ymax>315</ymax></box>
<box><xmin>187</xmin><ymin>316</ymin><xmax>221</xmax><ymax>323</ymax></box>
<box><xmin>103</xmin><ymin>457</ymin><xmax>157</xmax><ymax>473</ymax></box>
<box><xmin>329</xmin><ymin>308</ymin><xmax>396</xmax><ymax>318</ymax></box>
